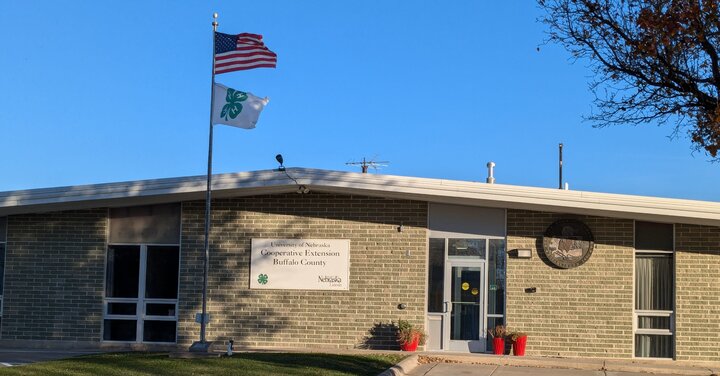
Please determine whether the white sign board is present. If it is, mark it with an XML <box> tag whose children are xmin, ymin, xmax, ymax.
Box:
<box><xmin>250</xmin><ymin>239</ymin><xmax>350</xmax><ymax>290</ymax></box>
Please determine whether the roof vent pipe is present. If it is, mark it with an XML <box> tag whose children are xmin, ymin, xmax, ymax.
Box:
<box><xmin>558</xmin><ymin>143</ymin><xmax>563</xmax><ymax>189</ymax></box>
<box><xmin>486</xmin><ymin>162</ymin><xmax>496</xmax><ymax>184</ymax></box>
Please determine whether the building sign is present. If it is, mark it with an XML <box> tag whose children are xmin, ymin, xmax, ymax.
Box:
<box><xmin>250</xmin><ymin>239</ymin><xmax>350</xmax><ymax>290</ymax></box>
<box><xmin>542</xmin><ymin>219</ymin><xmax>594</xmax><ymax>269</ymax></box>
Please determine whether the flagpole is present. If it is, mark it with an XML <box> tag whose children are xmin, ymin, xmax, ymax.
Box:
<box><xmin>190</xmin><ymin>12</ymin><xmax>218</xmax><ymax>353</ymax></box>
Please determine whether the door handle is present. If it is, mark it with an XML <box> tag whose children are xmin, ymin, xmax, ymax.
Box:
<box><xmin>443</xmin><ymin>301</ymin><xmax>449</xmax><ymax>313</ymax></box>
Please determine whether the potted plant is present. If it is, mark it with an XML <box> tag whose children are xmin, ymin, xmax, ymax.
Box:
<box><xmin>488</xmin><ymin>324</ymin><xmax>506</xmax><ymax>355</ymax></box>
<box><xmin>396</xmin><ymin>319</ymin><xmax>427</xmax><ymax>351</ymax></box>
<box><xmin>508</xmin><ymin>331</ymin><xmax>528</xmax><ymax>356</ymax></box>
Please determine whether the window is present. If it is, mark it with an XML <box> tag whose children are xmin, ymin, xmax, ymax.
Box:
<box><xmin>486</xmin><ymin>239</ymin><xmax>506</xmax><ymax>350</ymax></box>
<box><xmin>634</xmin><ymin>221</ymin><xmax>674</xmax><ymax>358</ymax></box>
<box><xmin>104</xmin><ymin>204</ymin><xmax>180</xmax><ymax>343</ymax></box>
<box><xmin>448</xmin><ymin>239</ymin><xmax>486</xmax><ymax>259</ymax></box>
<box><xmin>0</xmin><ymin>217</ymin><xmax>6</xmax><ymax>315</ymax></box>
<box><xmin>104</xmin><ymin>244</ymin><xmax>180</xmax><ymax>343</ymax></box>
<box><xmin>427</xmin><ymin>239</ymin><xmax>445</xmax><ymax>313</ymax></box>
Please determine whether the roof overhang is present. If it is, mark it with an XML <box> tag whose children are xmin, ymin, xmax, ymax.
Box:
<box><xmin>1</xmin><ymin>168</ymin><xmax>719</xmax><ymax>227</ymax></box>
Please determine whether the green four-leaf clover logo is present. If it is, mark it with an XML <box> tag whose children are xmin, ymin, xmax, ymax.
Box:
<box><xmin>258</xmin><ymin>273</ymin><xmax>269</xmax><ymax>285</ymax></box>
<box><xmin>221</xmin><ymin>88</ymin><xmax>248</xmax><ymax>120</ymax></box>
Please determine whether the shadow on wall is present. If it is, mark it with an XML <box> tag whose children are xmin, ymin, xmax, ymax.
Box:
<box><xmin>180</xmin><ymin>207</ymin><xmax>335</xmax><ymax>348</ymax></box>
<box><xmin>215</xmin><ymin>192</ymin><xmax>426</xmax><ymax>228</ymax></box>
<box><xmin>178</xmin><ymin>219</ymin><xmax>293</xmax><ymax>348</ymax></box>
<box><xmin>180</xmin><ymin>192</ymin><xmax>427</xmax><ymax>349</ymax></box>
<box><xmin>358</xmin><ymin>322</ymin><xmax>399</xmax><ymax>350</ymax></box>
<box><xmin>535</xmin><ymin>236</ymin><xmax>560</xmax><ymax>270</ymax></box>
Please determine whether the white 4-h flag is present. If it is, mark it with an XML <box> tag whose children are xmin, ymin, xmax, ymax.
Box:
<box><xmin>212</xmin><ymin>83</ymin><xmax>269</xmax><ymax>129</ymax></box>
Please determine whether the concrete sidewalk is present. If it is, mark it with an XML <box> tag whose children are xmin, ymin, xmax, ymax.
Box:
<box><xmin>381</xmin><ymin>352</ymin><xmax>720</xmax><ymax>376</ymax></box>
<box><xmin>409</xmin><ymin>363</ymin><xmax>638</xmax><ymax>376</ymax></box>
<box><xmin>206</xmin><ymin>346</ymin><xmax>720</xmax><ymax>376</ymax></box>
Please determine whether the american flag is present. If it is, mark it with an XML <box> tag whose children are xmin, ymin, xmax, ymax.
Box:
<box><xmin>214</xmin><ymin>32</ymin><xmax>277</xmax><ymax>74</ymax></box>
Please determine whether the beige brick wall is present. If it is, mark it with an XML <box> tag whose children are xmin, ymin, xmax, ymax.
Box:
<box><xmin>1</xmin><ymin>210</ymin><xmax>107</xmax><ymax>341</ymax></box>
<box><xmin>675</xmin><ymin>224</ymin><xmax>720</xmax><ymax>361</ymax></box>
<box><xmin>506</xmin><ymin>210</ymin><xmax>634</xmax><ymax>358</ymax></box>
<box><xmin>178</xmin><ymin>193</ymin><xmax>428</xmax><ymax>350</ymax></box>
<box><xmin>2</xmin><ymin>197</ymin><xmax>718</xmax><ymax>362</ymax></box>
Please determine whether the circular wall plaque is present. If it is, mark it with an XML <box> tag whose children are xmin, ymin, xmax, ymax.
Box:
<box><xmin>542</xmin><ymin>219</ymin><xmax>594</xmax><ymax>269</ymax></box>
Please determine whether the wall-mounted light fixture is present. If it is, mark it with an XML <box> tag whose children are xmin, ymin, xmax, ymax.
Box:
<box><xmin>508</xmin><ymin>248</ymin><xmax>532</xmax><ymax>259</ymax></box>
<box><xmin>397</xmin><ymin>221</ymin><xmax>404</xmax><ymax>233</ymax></box>
<box><xmin>517</xmin><ymin>249</ymin><xmax>532</xmax><ymax>258</ymax></box>
<box><xmin>274</xmin><ymin>154</ymin><xmax>309</xmax><ymax>194</ymax></box>
<box><xmin>275</xmin><ymin>154</ymin><xmax>285</xmax><ymax>171</ymax></box>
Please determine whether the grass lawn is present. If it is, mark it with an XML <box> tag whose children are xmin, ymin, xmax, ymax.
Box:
<box><xmin>0</xmin><ymin>352</ymin><xmax>407</xmax><ymax>376</ymax></box>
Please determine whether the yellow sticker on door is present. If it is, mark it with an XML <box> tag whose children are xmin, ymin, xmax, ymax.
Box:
<box><xmin>462</xmin><ymin>282</ymin><xmax>470</xmax><ymax>290</ymax></box>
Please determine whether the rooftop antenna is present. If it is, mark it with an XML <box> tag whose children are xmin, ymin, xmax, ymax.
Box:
<box><xmin>346</xmin><ymin>157</ymin><xmax>389</xmax><ymax>173</ymax></box>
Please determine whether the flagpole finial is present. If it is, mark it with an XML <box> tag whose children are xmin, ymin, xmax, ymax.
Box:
<box><xmin>212</xmin><ymin>12</ymin><xmax>218</xmax><ymax>29</ymax></box>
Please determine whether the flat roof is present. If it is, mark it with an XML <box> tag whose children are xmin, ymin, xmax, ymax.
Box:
<box><xmin>1</xmin><ymin>168</ymin><xmax>719</xmax><ymax>226</ymax></box>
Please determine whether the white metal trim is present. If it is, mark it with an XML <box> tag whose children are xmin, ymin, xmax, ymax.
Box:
<box><xmin>672</xmin><ymin>223</ymin><xmax>677</xmax><ymax>357</ymax></box>
<box><xmin>2</xmin><ymin>168</ymin><xmax>720</xmax><ymax>226</ymax></box>
<box><xmin>143</xmin><ymin>316</ymin><xmax>178</xmax><ymax>321</ymax></box>
<box><xmin>100</xmin><ymin>208</ymin><xmax>110</xmax><ymax>342</ymax></box>
<box><xmin>635</xmin><ymin>310</ymin><xmax>673</xmax><ymax>316</ymax></box>
<box><xmin>176</xmin><ymin>201</ymin><xmax>184</xmax><ymax>345</ymax></box>
<box><xmin>635</xmin><ymin>329</ymin><xmax>673</xmax><ymax>336</ymax></box>
<box><xmin>443</xmin><ymin>238</ymin><xmax>449</xmax><ymax>350</ymax></box>
<box><xmin>483</xmin><ymin>238</ymin><xmax>489</xmax><ymax>353</ymax></box>
<box><xmin>503</xmin><ymin>208</ymin><xmax>507</xmax><ymax>330</ymax></box>
<box><xmin>105</xmin><ymin>297</ymin><xmax>142</xmax><ymax>303</ymax></box>
<box><xmin>0</xmin><ymin>217</ymin><xmax>6</xmax><ymax>318</ymax></box>
<box><xmin>137</xmin><ymin>245</ymin><xmax>148</xmax><ymax>341</ymax></box>
<box><xmin>635</xmin><ymin>250</ymin><xmax>673</xmax><ymax>254</ymax></box>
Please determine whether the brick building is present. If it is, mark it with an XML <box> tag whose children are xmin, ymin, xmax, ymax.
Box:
<box><xmin>0</xmin><ymin>168</ymin><xmax>718</xmax><ymax>361</ymax></box>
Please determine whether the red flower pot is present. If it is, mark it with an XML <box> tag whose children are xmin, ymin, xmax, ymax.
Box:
<box><xmin>400</xmin><ymin>334</ymin><xmax>419</xmax><ymax>351</ymax></box>
<box><xmin>492</xmin><ymin>338</ymin><xmax>505</xmax><ymax>355</ymax></box>
<box><xmin>512</xmin><ymin>336</ymin><xmax>527</xmax><ymax>356</ymax></box>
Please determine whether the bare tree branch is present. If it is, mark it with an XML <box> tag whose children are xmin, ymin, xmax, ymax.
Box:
<box><xmin>540</xmin><ymin>0</ymin><xmax>720</xmax><ymax>158</ymax></box>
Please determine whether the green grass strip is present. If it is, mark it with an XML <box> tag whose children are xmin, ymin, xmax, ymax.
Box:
<box><xmin>0</xmin><ymin>352</ymin><xmax>406</xmax><ymax>376</ymax></box>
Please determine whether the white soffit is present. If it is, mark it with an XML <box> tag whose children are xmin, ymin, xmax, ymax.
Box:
<box><xmin>0</xmin><ymin>168</ymin><xmax>719</xmax><ymax>226</ymax></box>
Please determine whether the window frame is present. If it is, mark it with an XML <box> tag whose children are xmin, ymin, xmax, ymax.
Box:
<box><xmin>633</xmin><ymin>221</ymin><xmax>675</xmax><ymax>360</ymax></box>
<box><xmin>426</xmin><ymin>236</ymin><xmax>506</xmax><ymax>353</ymax></box>
<box><xmin>102</xmin><ymin>242</ymin><xmax>180</xmax><ymax>344</ymax></box>
<box><xmin>0</xmin><ymin>217</ymin><xmax>6</xmax><ymax>316</ymax></box>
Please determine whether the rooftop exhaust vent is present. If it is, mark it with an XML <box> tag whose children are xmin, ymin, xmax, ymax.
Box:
<box><xmin>486</xmin><ymin>162</ymin><xmax>496</xmax><ymax>184</ymax></box>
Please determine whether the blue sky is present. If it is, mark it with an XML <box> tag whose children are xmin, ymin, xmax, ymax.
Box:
<box><xmin>1</xmin><ymin>1</ymin><xmax>717</xmax><ymax>201</ymax></box>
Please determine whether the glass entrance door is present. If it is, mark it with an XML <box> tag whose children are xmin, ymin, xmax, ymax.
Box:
<box><xmin>444</xmin><ymin>261</ymin><xmax>485</xmax><ymax>352</ymax></box>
